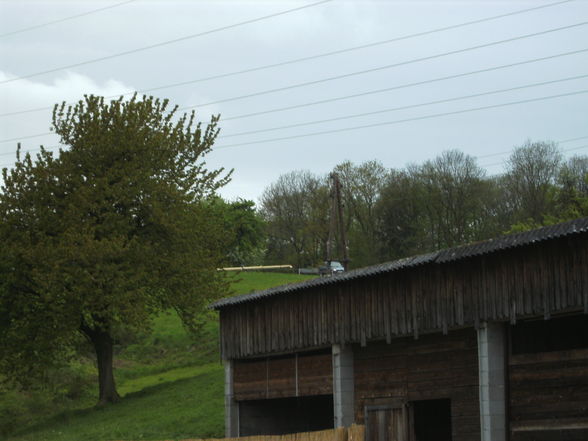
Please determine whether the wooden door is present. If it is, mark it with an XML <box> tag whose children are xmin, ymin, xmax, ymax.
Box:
<box><xmin>365</xmin><ymin>405</ymin><xmax>408</xmax><ymax>441</ymax></box>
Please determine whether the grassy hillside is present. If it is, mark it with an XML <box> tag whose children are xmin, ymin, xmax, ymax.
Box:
<box><xmin>3</xmin><ymin>271</ymin><xmax>314</xmax><ymax>441</ymax></box>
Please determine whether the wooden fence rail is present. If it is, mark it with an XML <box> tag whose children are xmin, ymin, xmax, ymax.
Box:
<box><xmin>171</xmin><ymin>425</ymin><xmax>364</xmax><ymax>441</ymax></box>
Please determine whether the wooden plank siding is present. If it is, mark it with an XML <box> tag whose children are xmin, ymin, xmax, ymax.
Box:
<box><xmin>220</xmin><ymin>235</ymin><xmax>588</xmax><ymax>360</ymax></box>
<box><xmin>509</xmin><ymin>348</ymin><xmax>588</xmax><ymax>440</ymax></box>
<box><xmin>354</xmin><ymin>329</ymin><xmax>480</xmax><ymax>441</ymax></box>
<box><xmin>234</xmin><ymin>351</ymin><xmax>333</xmax><ymax>401</ymax></box>
<box><xmin>298</xmin><ymin>351</ymin><xmax>334</xmax><ymax>396</ymax></box>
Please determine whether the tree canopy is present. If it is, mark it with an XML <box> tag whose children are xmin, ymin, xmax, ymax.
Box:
<box><xmin>260</xmin><ymin>170</ymin><xmax>329</xmax><ymax>268</ymax></box>
<box><xmin>0</xmin><ymin>95</ymin><xmax>231</xmax><ymax>404</ymax></box>
<box><xmin>208</xmin><ymin>197</ymin><xmax>266</xmax><ymax>266</ymax></box>
<box><xmin>259</xmin><ymin>142</ymin><xmax>588</xmax><ymax>268</ymax></box>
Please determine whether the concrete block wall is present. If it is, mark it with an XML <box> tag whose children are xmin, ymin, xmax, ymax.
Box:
<box><xmin>477</xmin><ymin>322</ymin><xmax>506</xmax><ymax>441</ymax></box>
<box><xmin>224</xmin><ymin>360</ymin><xmax>239</xmax><ymax>437</ymax></box>
<box><xmin>332</xmin><ymin>344</ymin><xmax>354</xmax><ymax>428</ymax></box>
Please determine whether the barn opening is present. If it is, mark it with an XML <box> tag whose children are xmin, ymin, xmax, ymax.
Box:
<box><xmin>509</xmin><ymin>314</ymin><xmax>588</xmax><ymax>439</ymax></box>
<box><xmin>232</xmin><ymin>348</ymin><xmax>334</xmax><ymax>436</ymax></box>
<box><xmin>510</xmin><ymin>314</ymin><xmax>588</xmax><ymax>354</ymax></box>
<box><xmin>239</xmin><ymin>395</ymin><xmax>334</xmax><ymax>436</ymax></box>
<box><xmin>412</xmin><ymin>399</ymin><xmax>452</xmax><ymax>441</ymax></box>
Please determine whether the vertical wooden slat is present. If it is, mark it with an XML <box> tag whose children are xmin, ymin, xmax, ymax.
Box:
<box><xmin>382</xmin><ymin>276</ymin><xmax>392</xmax><ymax>344</ymax></box>
<box><xmin>219</xmin><ymin>234</ymin><xmax>588</xmax><ymax>359</ymax></box>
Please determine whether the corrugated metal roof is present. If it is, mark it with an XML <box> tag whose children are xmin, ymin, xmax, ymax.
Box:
<box><xmin>435</xmin><ymin>217</ymin><xmax>588</xmax><ymax>262</ymax></box>
<box><xmin>211</xmin><ymin>217</ymin><xmax>588</xmax><ymax>310</ymax></box>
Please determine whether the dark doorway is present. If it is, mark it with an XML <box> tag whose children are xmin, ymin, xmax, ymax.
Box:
<box><xmin>411</xmin><ymin>399</ymin><xmax>452</xmax><ymax>441</ymax></box>
<box><xmin>239</xmin><ymin>394</ymin><xmax>333</xmax><ymax>436</ymax></box>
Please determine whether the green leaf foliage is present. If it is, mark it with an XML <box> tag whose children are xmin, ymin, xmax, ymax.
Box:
<box><xmin>0</xmin><ymin>94</ymin><xmax>231</xmax><ymax>390</ymax></box>
<box><xmin>207</xmin><ymin>197</ymin><xmax>266</xmax><ymax>266</ymax></box>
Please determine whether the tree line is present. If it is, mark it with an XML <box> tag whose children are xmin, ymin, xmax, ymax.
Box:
<box><xmin>258</xmin><ymin>141</ymin><xmax>588</xmax><ymax>269</ymax></box>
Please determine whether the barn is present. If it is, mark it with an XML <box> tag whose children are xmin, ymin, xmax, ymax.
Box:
<box><xmin>210</xmin><ymin>217</ymin><xmax>588</xmax><ymax>441</ymax></box>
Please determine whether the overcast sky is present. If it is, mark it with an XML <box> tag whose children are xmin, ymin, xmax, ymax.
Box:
<box><xmin>1</xmin><ymin>0</ymin><xmax>587</xmax><ymax>202</ymax></box>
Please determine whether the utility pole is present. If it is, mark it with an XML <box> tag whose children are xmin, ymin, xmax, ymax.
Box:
<box><xmin>326</xmin><ymin>172</ymin><xmax>349</xmax><ymax>271</ymax></box>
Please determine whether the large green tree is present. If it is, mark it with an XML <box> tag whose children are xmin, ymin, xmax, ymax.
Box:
<box><xmin>0</xmin><ymin>95</ymin><xmax>230</xmax><ymax>404</ymax></box>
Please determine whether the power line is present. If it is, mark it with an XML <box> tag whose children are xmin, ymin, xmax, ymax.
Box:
<box><xmin>177</xmin><ymin>21</ymin><xmax>588</xmax><ymax>111</ymax></box>
<box><xmin>222</xmin><ymin>48</ymin><xmax>588</xmax><ymax>121</ymax></box>
<box><xmin>558</xmin><ymin>135</ymin><xmax>588</xmax><ymax>144</ymax></box>
<box><xmin>558</xmin><ymin>143</ymin><xmax>588</xmax><ymax>153</ymax></box>
<box><xmin>5</xmin><ymin>141</ymin><xmax>587</xmax><ymax>175</ymax></box>
<box><xmin>3</xmin><ymin>53</ymin><xmax>587</xmax><ymax>147</ymax></box>
<box><xmin>0</xmin><ymin>0</ymin><xmax>137</xmax><ymax>39</ymax></box>
<box><xmin>0</xmin><ymin>148</ymin><xmax>33</xmax><ymax>158</ymax></box>
<box><xmin>355</xmin><ymin>139</ymin><xmax>588</xmax><ymax>200</ymax></box>
<box><xmin>0</xmin><ymin>144</ymin><xmax>64</xmax><ymax>158</ymax></box>
<box><xmin>3</xmin><ymin>79</ymin><xmax>587</xmax><ymax>151</ymax></box>
<box><xmin>3</xmin><ymin>25</ymin><xmax>587</xmax><ymax>148</ymax></box>
<box><xmin>477</xmin><ymin>135</ymin><xmax>588</xmax><ymax>160</ymax></box>
<box><xmin>0</xmin><ymin>48</ymin><xmax>588</xmax><ymax>124</ymax></box>
<box><xmin>10</xmin><ymin>137</ymin><xmax>583</xmax><ymax>161</ymax></box>
<box><xmin>0</xmin><ymin>0</ymin><xmax>574</xmax><ymax>118</ymax></box>
<box><xmin>214</xmin><ymin>89</ymin><xmax>588</xmax><ymax>149</ymax></box>
<box><xmin>2</xmin><ymin>49</ymin><xmax>587</xmax><ymax>145</ymax></box>
<box><xmin>0</xmin><ymin>145</ymin><xmax>63</xmax><ymax>168</ymax></box>
<box><xmin>3</xmin><ymin>138</ymin><xmax>588</xmax><ymax>170</ymax></box>
<box><xmin>220</xmin><ymin>74</ymin><xmax>588</xmax><ymax>138</ymax></box>
<box><xmin>481</xmin><ymin>143</ymin><xmax>588</xmax><ymax>168</ymax></box>
<box><xmin>0</xmin><ymin>0</ymin><xmax>333</xmax><ymax>85</ymax></box>
<box><xmin>344</xmin><ymin>138</ymin><xmax>588</xmax><ymax>199</ymax></box>
<box><xmin>0</xmin><ymin>132</ymin><xmax>54</xmax><ymax>145</ymax></box>
<box><xmin>136</xmin><ymin>1</ymin><xmax>575</xmax><ymax>95</ymax></box>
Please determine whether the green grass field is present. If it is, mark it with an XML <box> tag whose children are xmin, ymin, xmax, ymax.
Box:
<box><xmin>2</xmin><ymin>271</ymin><xmax>314</xmax><ymax>441</ymax></box>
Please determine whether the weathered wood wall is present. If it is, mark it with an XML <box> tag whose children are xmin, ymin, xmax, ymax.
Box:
<box><xmin>233</xmin><ymin>350</ymin><xmax>332</xmax><ymax>401</ymax></box>
<box><xmin>220</xmin><ymin>235</ymin><xmax>588</xmax><ymax>359</ymax></box>
<box><xmin>509</xmin><ymin>348</ymin><xmax>588</xmax><ymax>440</ymax></box>
<box><xmin>508</xmin><ymin>315</ymin><xmax>588</xmax><ymax>441</ymax></box>
<box><xmin>354</xmin><ymin>329</ymin><xmax>480</xmax><ymax>441</ymax></box>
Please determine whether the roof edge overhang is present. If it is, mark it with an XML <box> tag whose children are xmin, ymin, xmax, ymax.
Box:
<box><xmin>210</xmin><ymin>216</ymin><xmax>588</xmax><ymax>311</ymax></box>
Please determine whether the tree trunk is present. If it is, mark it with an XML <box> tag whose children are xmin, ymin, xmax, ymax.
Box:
<box><xmin>80</xmin><ymin>322</ymin><xmax>121</xmax><ymax>405</ymax></box>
